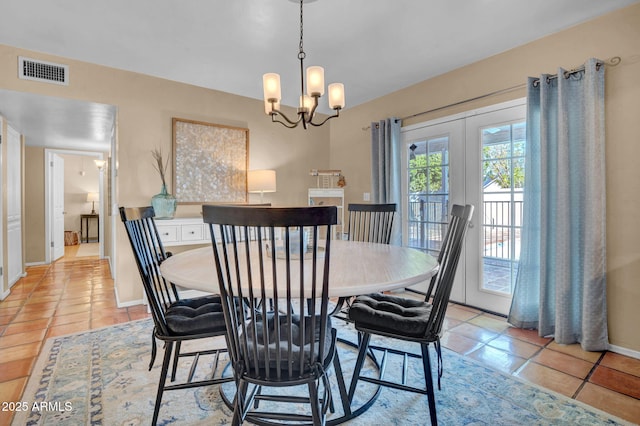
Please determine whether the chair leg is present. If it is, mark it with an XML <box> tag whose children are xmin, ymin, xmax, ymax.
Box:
<box><xmin>308</xmin><ymin>380</ymin><xmax>324</xmax><ymax>426</ymax></box>
<box><xmin>170</xmin><ymin>341</ymin><xmax>181</xmax><ymax>382</ymax></box>
<box><xmin>348</xmin><ymin>332</ymin><xmax>371</xmax><ymax>402</ymax></box>
<box><xmin>421</xmin><ymin>343</ymin><xmax>438</xmax><ymax>426</ymax></box>
<box><xmin>148</xmin><ymin>334</ymin><xmax>157</xmax><ymax>371</ymax></box>
<box><xmin>332</xmin><ymin>349</ymin><xmax>352</xmax><ymax>417</ymax></box>
<box><xmin>152</xmin><ymin>341</ymin><xmax>174</xmax><ymax>425</ymax></box>
<box><xmin>233</xmin><ymin>379</ymin><xmax>250</xmax><ymax>426</ymax></box>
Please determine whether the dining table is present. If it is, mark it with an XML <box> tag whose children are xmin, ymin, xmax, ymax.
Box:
<box><xmin>159</xmin><ymin>239</ymin><xmax>439</xmax><ymax>424</ymax></box>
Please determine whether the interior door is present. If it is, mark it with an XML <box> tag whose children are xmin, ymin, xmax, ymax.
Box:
<box><xmin>52</xmin><ymin>153</ymin><xmax>65</xmax><ymax>261</ymax></box>
<box><xmin>7</xmin><ymin>124</ymin><xmax>23</xmax><ymax>286</ymax></box>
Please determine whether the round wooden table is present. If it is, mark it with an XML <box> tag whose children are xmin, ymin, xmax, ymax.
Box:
<box><xmin>159</xmin><ymin>239</ymin><xmax>438</xmax><ymax>424</ymax></box>
<box><xmin>160</xmin><ymin>240</ymin><xmax>438</xmax><ymax>297</ymax></box>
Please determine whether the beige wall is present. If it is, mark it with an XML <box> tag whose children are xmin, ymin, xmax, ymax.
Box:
<box><xmin>331</xmin><ymin>4</ymin><xmax>640</xmax><ymax>352</ymax></box>
<box><xmin>24</xmin><ymin>146</ymin><xmax>45</xmax><ymax>263</ymax></box>
<box><xmin>0</xmin><ymin>45</ymin><xmax>330</xmax><ymax>304</ymax></box>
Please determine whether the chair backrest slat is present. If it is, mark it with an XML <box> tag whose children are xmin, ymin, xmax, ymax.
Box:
<box><xmin>204</xmin><ymin>205</ymin><xmax>336</xmax><ymax>380</ymax></box>
<box><xmin>347</xmin><ymin>203</ymin><xmax>396</xmax><ymax>244</ymax></box>
<box><xmin>424</xmin><ymin>204</ymin><xmax>474</xmax><ymax>338</ymax></box>
<box><xmin>120</xmin><ymin>206</ymin><xmax>178</xmax><ymax>336</ymax></box>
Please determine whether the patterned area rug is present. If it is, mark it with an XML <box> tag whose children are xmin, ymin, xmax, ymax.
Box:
<box><xmin>14</xmin><ymin>318</ymin><xmax>631</xmax><ymax>425</ymax></box>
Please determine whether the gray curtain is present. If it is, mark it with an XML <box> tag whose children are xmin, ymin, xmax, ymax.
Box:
<box><xmin>508</xmin><ymin>58</ymin><xmax>608</xmax><ymax>351</ymax></box>
<box><xmin>371</xmin><ymin>118</ymin><xmax>402</xmax><ymax>245</ymax></box>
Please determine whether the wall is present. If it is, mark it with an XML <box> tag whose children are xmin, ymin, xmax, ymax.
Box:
<box><xmin>24</xmin><ymin>147</ymin><xmax>45</xmax><ymax>263</ymax></box>
<box><xmin>330</xmin><ymin>4</ymin><xmax>640</xmax><ymax>352</ymax></box>
<box><xmin>0</xmin><ymin>43</ymin><xmax>330</xmax><ymax>305</ymax></box>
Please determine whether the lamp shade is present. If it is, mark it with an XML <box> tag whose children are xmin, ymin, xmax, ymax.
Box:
<box><xmin>306</xmin><ymin>66</ymin><xmax>325</xmax><ymax>96</ymax></box>
<box><xmin>328</xmin><ymin>83</ymin><xmax>345</xmax><ymax>109</ymax></box>
<box><xmin>247</xmin><ymin>170</ymin><xmax>276</xmax><ymax>193</ymax></box>
<box><xmin>263</xmin><ymin>73</ymin><xmax>281</xmax><ymax>103</ymax></box>
<box><xmin>87</xmin><ymin>192</ymin><xmax>99</xmax><ymax>202</ymax></box>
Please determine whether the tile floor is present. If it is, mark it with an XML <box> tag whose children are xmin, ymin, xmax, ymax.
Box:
<box><xmin>1</xmin><ymin>246</ymin><xmax>639</xmax><ymax>425</ymax></box>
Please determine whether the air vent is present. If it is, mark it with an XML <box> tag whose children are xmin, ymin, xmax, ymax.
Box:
<box><xmin>18</xmin><ymin>56</ymin><xmax>69</xmax><ymax>85</ymax></box>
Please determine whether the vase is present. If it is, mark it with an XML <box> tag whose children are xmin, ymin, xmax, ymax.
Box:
<box><xmin>151</xmin><ymin>184</ymin><xmax>177</xmax><ymax>219</ymax></box>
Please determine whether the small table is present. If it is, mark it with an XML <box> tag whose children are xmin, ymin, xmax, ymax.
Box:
<box><xmin>80</xmin><ymin>214</ymin><xmax>99</xmax><ymax>243</ymax></box>
<box><xmin>160</xmin><ymin>240</ymin><xmax>438</xmax><ymax>424</ymax></box>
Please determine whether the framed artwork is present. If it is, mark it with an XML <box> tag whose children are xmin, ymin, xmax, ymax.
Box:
<box><xmin>172</xmin><ymin>118</ymin><xmax>249</xmax><ymax>204</ymax></box>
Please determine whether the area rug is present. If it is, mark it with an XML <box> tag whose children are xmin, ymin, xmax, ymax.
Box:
<box><xmin>75</xmin><ymin>243</ymin><xmax>99</xmax><ymax>257</ymax></box>
<box><xmin>14</xmin><ymin>318</ymin><xmax>631</xmax><ymax>425</ymax></box>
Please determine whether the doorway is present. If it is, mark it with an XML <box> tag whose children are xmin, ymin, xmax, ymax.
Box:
<box><xmin>401</xmin><ymin>99</ymin><xmax>526</xmax><ymax>315</ymax></box>
<box><xmin>45</xmin><ymin>150</ymin><xmax>105</xmax><ymax>263</ymax></box>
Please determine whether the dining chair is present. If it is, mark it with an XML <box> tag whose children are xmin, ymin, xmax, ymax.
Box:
<box><xmin>331</xmin><ymin>203</ymin><xmax>397</xmax><ymax>320</ymax></box>
<box><xmin>203</xmin><ymin>204</ymin><xmax>345</xmax><ymax>426</ymax></box>
<box><xmin>345</xmin><ymin>203</ymin><xmax>396</xmax><ymax>244</ymax></box>
<box><xmin>347</xmin><ymin>204</ymin><xmax>474</xmax><ymax>426</ymax></box>
<box><xmin>119</xmin><ymin>206</ymin><xmax>232</xmax><ymax>425</ymax></box>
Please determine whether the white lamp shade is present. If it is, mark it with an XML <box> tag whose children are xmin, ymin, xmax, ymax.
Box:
<box><xmin>306</xmin><ymin>66</ymin><xmax>325</xmax><ymax>96</ymax></box>
<box><xmin>247</xmin><ymin>170</ymin><xmax>276</xmax><ymax>193</ymax></box>
<box><xmin>328</xmin><ymin>83</ymin><xmax>345</xmax><ymax>109</ymax></box>
<box><xmin>263</xmin><ymin>73</ymin><xmax>282</xmax><ymax>104</ymax></box>
<box><xmin>87</xmin><ymin>192</ymin><xmax>99</xmax><ymax>202</ymax></box>
<box><xmin>300</xmin><ymin>95</ymin><xmax>314</xmax><ymax>110</ymax></box>
<box><xmin>94</xmin><ymin>159</ymin><xmax>106</xmax><ymax>169</ymax></box>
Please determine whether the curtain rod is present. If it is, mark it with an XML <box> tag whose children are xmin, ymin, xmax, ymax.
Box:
<box><xmin>363</xmin><ymin>56</ymin><xmax>621</xmax><ymax>131</ymax></box>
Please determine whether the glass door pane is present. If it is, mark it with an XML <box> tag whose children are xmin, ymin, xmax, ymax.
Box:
<box><xmin>407</xmin><ymin>136</ymin><xmax>450</xmax><ymax>258</ymax></box>
<box><xmin>481</xmin><ymin>121</ymin><xmax>525</xmax><ymax>295</ymax></box>
<box><xmin>465</xmin><ymin>102</ymin><xmax>526</xmax><ymax>314</ymax></box>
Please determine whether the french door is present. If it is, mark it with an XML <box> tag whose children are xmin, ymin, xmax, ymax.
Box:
<box><xmin>401</xmin><ymin>99</ymin><xmax>526</xmax><ymax>314</ymax></box>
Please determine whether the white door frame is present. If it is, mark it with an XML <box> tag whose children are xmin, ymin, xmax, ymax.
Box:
<box><xmin>400</xmin><ymin>98</ymin><xmax>526</xmax><ymax>314</ymax></box>
<box><xmin>45</xmin><ymin>149</ymin><xmax>105</xmax><ymax>263</ymax></box>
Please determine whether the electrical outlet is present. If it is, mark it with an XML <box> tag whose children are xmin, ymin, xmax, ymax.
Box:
<box><xmin>363</xmin><ymin>192</ymin><xmax>370</xmax><ymax>201</ymax></box>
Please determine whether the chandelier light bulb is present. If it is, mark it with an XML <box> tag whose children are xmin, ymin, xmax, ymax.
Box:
<box><xmin>306</xmin><ymin>66</ymin><xmax>325</xmax><ymax>97</ymax></box>
<box><xmin>263</xmin><ymin>73</ymin><xmax>282</xmax><ymax>105</ymax></box>
<box><xmin>328</xmin><ymin>83</ymin><xmax>345</xmax><ymax>110</ymax></box>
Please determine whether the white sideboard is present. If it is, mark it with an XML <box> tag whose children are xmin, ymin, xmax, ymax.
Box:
<box><xmin>155</xmin><ymin>217</ymin><xmax>213</xmax><ymax>298</ymax></box>
<box><xmin>155</xmin><ymin>217</ymin><xmax>210</xmax><ymax>247</ymax></box>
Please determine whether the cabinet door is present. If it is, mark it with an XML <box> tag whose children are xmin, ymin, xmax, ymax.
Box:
<box><xmin>181</xmin><ymin>225</ymin><xmax>205</xmax><ymax>242</ymax></box>
<box><xmin>157</xmin><ymin>225</ymin><xmax>179</xmax><ymax>243</ymax></box>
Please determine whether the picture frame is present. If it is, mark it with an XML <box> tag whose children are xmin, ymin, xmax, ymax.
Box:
<box><xmin>172</xmin><ymin>118</ymin><xmax>249</xmax><ymax>204</ymax></box>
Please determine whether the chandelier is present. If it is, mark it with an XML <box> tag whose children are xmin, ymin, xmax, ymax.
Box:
<box><xmin>262</xmin><ymin>0</ymin><xmax>345</xmax><ymax>129</ymax></box>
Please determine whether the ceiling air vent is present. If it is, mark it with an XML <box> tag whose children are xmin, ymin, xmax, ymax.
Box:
<box><xmin>18</xmin><ymin>56</ymin><xmax>69</xmax><ymax>86</ymax></box>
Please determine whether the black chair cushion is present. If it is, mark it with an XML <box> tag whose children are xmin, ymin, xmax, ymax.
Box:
<box><xmin>165</xmin><ymin>295</ymin><xmax>227</xmax><ymax>336</ymax></box>
<box><xmin>242</xmin><ymin>313</ymin><xmax>333</xmax><ymax>373</ymax></box>
<box><xmin>348</xmin><ymin>293</ymin><xmax>433</xmax><ymax>339</ymax></box>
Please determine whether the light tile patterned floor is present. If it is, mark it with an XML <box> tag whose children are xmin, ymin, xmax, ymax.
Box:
<box><xmin>0</xmin><ymin>247</ymin><xmax>639</xmax><ymax>424</ymax></box>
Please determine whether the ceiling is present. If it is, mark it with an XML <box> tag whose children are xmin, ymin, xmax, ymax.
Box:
<box><xmin>0</xmin><ymin>0</ymin><xmax>637</xmax><ymax>151</ymax></box>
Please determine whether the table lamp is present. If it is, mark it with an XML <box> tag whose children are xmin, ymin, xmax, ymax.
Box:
<box><xmin>87</xmin><ymin>192</ymin><xmax>99</xmax><ymax>214</ymax></box>
<box><xmin>247</xmin><ymin>170</ymin><xmax>276</xmax><ymax>203</ymax></box>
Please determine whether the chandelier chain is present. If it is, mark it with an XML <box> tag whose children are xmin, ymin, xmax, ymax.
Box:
<box><xmin>298</xmin><ymin>0</ymin><xmax>305</xmax><ymax>60</ymax></box>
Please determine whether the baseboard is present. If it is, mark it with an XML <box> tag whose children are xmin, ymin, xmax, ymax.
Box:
<box><xmin>0</xmin><ymin>287</ymin><xmax>10</xmax><ymax>301</ymax></box>
<box><xmin>25</xmin><ymin>261</ymin><xmax>47</xmax><ymax>267</ymax></box>
<box><xmin>608</xmin><ymin>343</ymin><xmax>640</xmax><ymax>360</ymax></box>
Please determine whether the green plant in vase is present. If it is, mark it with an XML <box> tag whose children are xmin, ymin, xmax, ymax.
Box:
<box><xmin>151</xmin><ymin>147</ymin><xmax>177</xmax><ymax>219</ymax></box>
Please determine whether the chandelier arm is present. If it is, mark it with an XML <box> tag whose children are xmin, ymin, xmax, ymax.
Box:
<box><xmin>271</xmin><ymin>115</ymin><xmax>300</xmax><ymax>129</ymax></box>
<box><xmin>307</xmin><ymin>109</ymin><xmax>341</xmax><ymax>127</ymax></box>
<box><xmin>271</xmin><ymin>110</ymin><xmax>303</xmax><ymax>127</ymax></box>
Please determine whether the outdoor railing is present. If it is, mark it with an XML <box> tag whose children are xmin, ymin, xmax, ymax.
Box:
<box><xmin>408</xmin><ymin>199</ymin><xmax>523</xmax><ymax>261</ymax></box>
